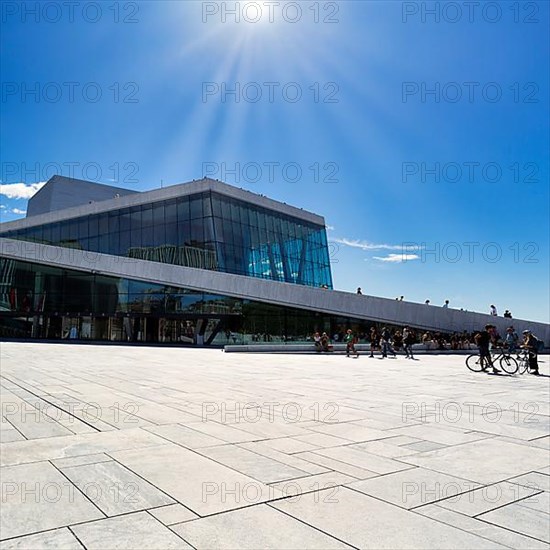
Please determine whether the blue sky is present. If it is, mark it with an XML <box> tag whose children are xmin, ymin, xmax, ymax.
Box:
<box><xmin>1</xmin><ymin>1</ymin><xmax>548</xmax><ymax>322</ymax></box>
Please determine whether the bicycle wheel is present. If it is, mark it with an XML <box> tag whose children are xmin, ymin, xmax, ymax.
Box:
<box><xmin>466</xmin><ymin>354</ymin><xmax>484</xmax><ymax>372</ymax></box>
<box><xmin>519</xmin><ymin>358</ymin><xmax>530</xmax><ymax>374</ymax></box>
<box><xmin>499</xmin><ymin>355</ymin><xmax>518</xmax><ymax>374</ymax></box>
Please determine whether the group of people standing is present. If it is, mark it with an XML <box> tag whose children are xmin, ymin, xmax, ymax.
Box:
<box><xmin>474</xmin><ymin>324</ymin><xmax>541</xmax><ymax>375</ymax></box>
<box><xmin>368</xmin><ymin>326</ymin><xmax>417</xmax><ymax>359</ymax></box>
<box><xmin>313</xmin><ymin>326</ymin><xmax>418</xmax><ymax>359</ymax></box>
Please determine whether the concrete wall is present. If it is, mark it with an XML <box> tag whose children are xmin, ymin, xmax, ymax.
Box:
<box><xmin>2</xmin><ymin>238</ymin><xmax>548</xmax><ymax>343</ymax></box>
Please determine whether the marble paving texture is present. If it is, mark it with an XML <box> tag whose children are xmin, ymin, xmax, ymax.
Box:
<box><xmin>0</xmin><ymin>343</ymin><xmax>548</xmax><ymax>549</ymax></box>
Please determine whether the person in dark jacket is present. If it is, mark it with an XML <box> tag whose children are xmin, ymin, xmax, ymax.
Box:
<box><xmin>521</xmin><ymin>330</ymin><xmax>540</xmax><ymax>375</ymax></box>
<box><xmin>474</xmin><ymin>324</ymin><xmax>500</xmax><ymax>374</ymax></box>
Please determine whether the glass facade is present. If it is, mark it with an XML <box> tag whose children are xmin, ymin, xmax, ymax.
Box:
<box><xmin>0</xmin><ymin>191</ymin><xmax>333</xmax><ymax>288</ymax></box>
<box><xmin>0</xmin><ymin>258</ymin><xmax>365</xmax><ymax>345</ymax></box>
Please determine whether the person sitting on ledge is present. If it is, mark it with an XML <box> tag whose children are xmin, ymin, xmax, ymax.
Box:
<box><xmin>313</xmin><ymin>331</ymin><xmax>322</xmax><ymax>352</ymax></box>
<box><xmin>321</xmin><ymin>332</ymin><xmax>331</xmax><ymax>352</ymax></box>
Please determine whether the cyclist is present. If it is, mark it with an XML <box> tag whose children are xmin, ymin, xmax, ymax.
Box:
<box><xmin>473</xmin><ymin>324</ymin><xmax>500</xmax><ymax>374</ymax></box>
<box><xmin>521</xmin><ymin>330</ymin><xmax>540</xmax><ymax>375</ymax></box>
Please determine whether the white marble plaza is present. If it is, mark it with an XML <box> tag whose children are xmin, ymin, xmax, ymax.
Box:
<box><xmin>0</xmin><ymin>343</ymin><xmax>548</xmax><ymax>549</ymax></box>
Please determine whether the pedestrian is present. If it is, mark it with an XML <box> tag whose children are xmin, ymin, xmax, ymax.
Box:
<box><xmin>425</xmin><ymin>299</ymin><xmax>430</xmax><ymax>305</ymax></box>
<box><xmin>490</xmin><ymin>304</ymin><xmax>497</xmax><ymax>316</ymax></box>
<box><xmin>521</xmin><ymin>330</ymin><xmax>540</xmax><ymax>375</ymax></box>
<box><xmin>380</xmin><ymin>327</ymin><xmax>396</xmax><ymax>358</ymax></box>
<box><xmin>344</xmin><ymin>329</ymin><xmax>359</xmax><ymax>358</ymax></box>
<box><xmin>369</xmin><ymin>327</ymin><xmax>378</xmax><ymax>358</ymax></box>
<box><xmin>504</xmin><ymin>326</ymin><xmax>518</xmax><ymax>354</ymax></box>
<box><xmin>442</xmin><ymin>300</ymin><xmax>449</xmax><ymax>308</ymax></box>
<box><xmin>504</xmin><ymin>310</ymin><xmax>512</xmax><ymax>318</ymax></box>
<box><xmin>357</xmin><ymin>287</ymin><xmax>362</xmax><ymax>295</ymax></box>
<box><xmin>393</xmin><ymin>330</ymin><xmax>403</xmax><ymax>350</ymax></box>
<box><xmin>473</xmin><ymin>324</ymin><xmax>500</xmax><ymax>374</ymax></box>
<box><xmin>403</xmin><ymin>327</ymin><xmax>415</xmax><ymax>359</ymax></box>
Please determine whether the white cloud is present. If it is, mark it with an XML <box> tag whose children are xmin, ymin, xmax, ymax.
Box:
<box><xmin>331</xmin><ymin>238</ymin><xmax>419</xmax><ymax>251</ymax></box>
<box><xmin>326</xmin><ymin>225</ymin><xmax>335</xmax><ymax>231</ymax></box>
<box><xmin>0</xmin><ymin>181</ymin><xmax>46</xmax><ymax>199</ymax></box>
<box><xmin>11</xmin><ymin>208</ymin><xmax>26</xmax><ymax>215</ymax></box>
<box><xmin>0</xmin><ymin>204</ymin><xmax>5</xmax><ymax>209</ymax></box>
<box><xmin>373</xmin><ymin>254</ymin><xmax>420</xmax><ymax>263</ymax></box>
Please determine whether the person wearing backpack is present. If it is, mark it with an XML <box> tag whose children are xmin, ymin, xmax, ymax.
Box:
<box><xmin>521</xmin><ymin>330</ymin><xmax>540</xmax><ymax>375</ymax></box>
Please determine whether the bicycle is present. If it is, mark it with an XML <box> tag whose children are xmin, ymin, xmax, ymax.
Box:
<box><xmin>516</xmin><ymin>349</ymin><xmax>533</xmax><ymax>375</ymax></box>
<box><xmin>466</xmin><ymin>347</ymin><xmax>518</xmax><ymax>374</ymax></box>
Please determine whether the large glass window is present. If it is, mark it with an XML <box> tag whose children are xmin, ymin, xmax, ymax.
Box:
<box><xmin>0</xmin><ymin>258</ymin><xmax>360</xmax><ymax>345</ymax></box>
<box><xmin>0</xmin><ymin>191</ymin><xmax>333</xmax><ymax>288</ymax></box>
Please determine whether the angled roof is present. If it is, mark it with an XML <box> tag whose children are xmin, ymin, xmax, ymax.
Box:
<box><xmin>0</xmin><ymin>176</ymin><xmax>325</xmax><ymax>232</ymax></box>
<box><xmin>26</xmin><ymin>175</ymin><xmax>139</xmax><ymax>217</ymax></box>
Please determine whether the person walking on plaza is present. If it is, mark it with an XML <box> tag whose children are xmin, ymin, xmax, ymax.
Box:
<box><xmin>344</xmin><ymin>329</ymin><xmax>359</xmax><ymax>358</ymax></box>
<box><xmin>521</xmin><ymin>330</ymin><xmax>540</xmax><ymax>375</ymax></box>
<box><xmin>474</xmin><ymin>324</ymin><xmax>500</xmax><ymax>374</ymax></box>
<box><xmin>369</xmin><ymin>327</ymin><xmax>378</xmax><ymax>358</ymax></box>
<box><xmin>490</xmin><ymin>304</ymin><xmax>497</xmax><ymax>316</ymax></box>
<box><xmin>403</xmin><ymin>327</ymin><xmax>415</xmax><ymax>359</ymax></box>
<box><xmin>380</xmin><ymin>327</ymin><xmax>396</xmax><ymax>358</ymax></box>
<box><xmin>357</xmin><ymin>287</ymin><xmax>362</xmax><ymax>295</ymax></box>
<box><xmin>442</xmin><ymin>300</ymin><xmax>449</xmax><ymax>308</ymax></box>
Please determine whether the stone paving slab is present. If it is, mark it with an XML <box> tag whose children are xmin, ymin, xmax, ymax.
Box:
<box><xmin>0</xmin><ymin>428</ymin><xmax>169</xmax><ymax>468</ymax></box>
<box><xmin>434</xmin><ymin>480</ymin><xmax>542</xmax><ymax>516</ymax></box>
<box><xmin>507</xmin><ymin>472</ymin><xmax>550</xmax><ymax>493</ymax></box>
<box><xmin>346</xmin><ymin>467</ymin><xmax>482</xmax><ymax>509</ymax></box>
<box><xmin>70</xmin><ymin>512</ymin><xmax>191</xmax><ymax>549</ymax></box>
<box><xmin>291</xmin><ymin>450</ymin><xmax>381</xmax><ymax>480</ymax></box>
<box><xmin>400</xmin><ymin>438</ymin><xmax>550</xmax><ymax>484</ymax></box>
<box><xmin>0</xmin><ymin>344</ymin><xmax>548</xmax><ymax>549</ymax></box>
<box><xmin>0</xmin><ymin>528</ymin><xmax>84</xmax><ymax>549</ymax></box>
<box><xmin>171</xmin><ymin>504</ymin><xmax>353</xmax><ymax>549</ymax></box>
<box><xmin>149</xmin><ymin>503</ymin><xmax>199</xmax><ymax>526</ymax></box>
<box><xmin>110</xmin><ymin>443</ymin><xmax>287</xmax><ymax>515</ymax></box>
<box><xmin>271</xmin><ymin>487</ymin><xmax>507</xmax><ymax>549</ymax></box>
<box><xmin>478</xmin><ymin>503</ymin><xmax>550</xmax><ymax>543</ymax></box>
<box><xmin>311</xmin><ymin>445</ymin><xmax>415</xmax><ymax>476</ymax></box>
<box><xmin>414</xmin><ymin>504</ymin><xmax>550</xmax><ymax>549</ymax></box>
<box><xmin>236</xmin><ymin>441</ymin><xmax>329</xmax><ymax>475</ymax></box>
<box><xmin>60</xmin><ymin>460</ymin><xmax>175</xmax><ymax>516</ymax></box>
<box><xmin>0</xmin><ymin>461</ymin><xmax>104</xmax><ymax>540</ymax></box>
<box><xmin>197</xmin><ymin>444</ymin><xmax>313</xmax><ymax>484</ymax></box>
<box><xmin>516</xmin><ymin>491</ymin><xmax>550</xmax><ymax>514</ymax></box>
